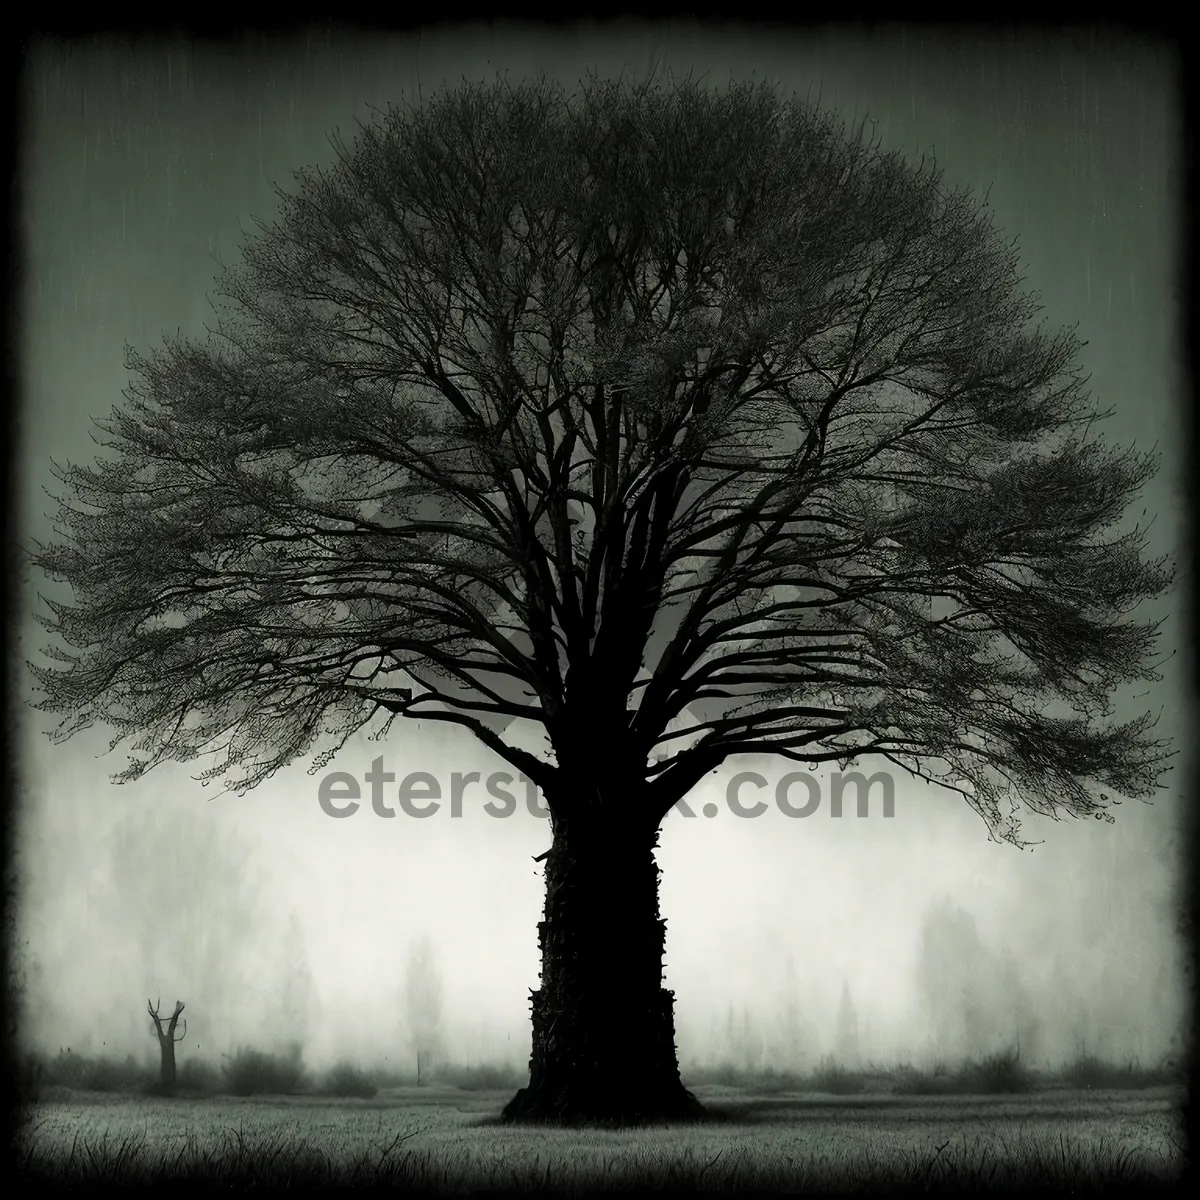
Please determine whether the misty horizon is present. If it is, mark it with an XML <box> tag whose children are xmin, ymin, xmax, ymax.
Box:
<box><xmin>18</xmin><ymin>711</ymin><xmax>1188</xmax><ymax>1078</ymax></box>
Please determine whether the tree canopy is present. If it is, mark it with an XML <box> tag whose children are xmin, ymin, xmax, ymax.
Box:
<box><xmin>30</xmin><ymin>75</ymin><xmax>1173</xmax><ymax>845</ymax></box>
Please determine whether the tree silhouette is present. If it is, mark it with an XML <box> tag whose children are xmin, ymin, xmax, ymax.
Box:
<box><xmin>147</xmin><ymin>998</ymin><xmax>186</xmax><ymax>1091</ymax></box>
<box><xmin>916</xmin><ymin>898</ymin><xmax>987</xmax><ymax>1060</ymax></box>
<box><xmin>836</xmin><ymin>980</ymin><xmax>859</xmax><ymax>1066</ymax></box>
<box><xmin>29</xmin><ymin>75</ymin><xmax>1173</xmax><ymax>1124</ymax></box>
<box><xmin>404</xmin><ymin>935</ymin><xmax>443</xmax><ymax>1086</ymax></box>
<box><xmin>276</xmin><ymin>910</ymin><xmax>314</xmax><ymax>1069</ymax></box>
<box><xmin>914</xmin><ymin>897</ymin><xmax>1037</xmax><ymax>1062</ymax></box>
<box><xmin>778</xmin><ymin>952</ymin><xmax>811</xmax><ymax>1072</ymax></box>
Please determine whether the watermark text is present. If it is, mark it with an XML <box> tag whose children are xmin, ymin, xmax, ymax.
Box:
<box><xmin>318</xmin><ymin>759</ymin><xmax>894</xmax><ymax>820</ymax></box>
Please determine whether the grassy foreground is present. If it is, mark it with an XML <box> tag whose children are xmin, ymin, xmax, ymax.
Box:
<box><xmin>14</xmin><ymin>1081</ymin><xmax>1185</xmax><ymax>1193</ymax></box>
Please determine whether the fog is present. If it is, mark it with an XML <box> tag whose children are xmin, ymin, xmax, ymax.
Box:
<box><xmin>16</xmin><ymin>27</ymin><xmax>1188</xmax><ymax>1082</ymax></box>
<box><xmin>17</xmin><ymin>718</ymin><xmax>1189</xmax><ymax>1077</ymax></box>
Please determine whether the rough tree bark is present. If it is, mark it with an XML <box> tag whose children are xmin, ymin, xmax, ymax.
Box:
<box><xmin>148</xmin><ymin>999</ymin><xmax>186</xmax><ymax>1091</ymax></box>
<box><xmin>502</xmin><ymin>809</ymin><xmax>705</xmax><ymax>1125</ymax></box>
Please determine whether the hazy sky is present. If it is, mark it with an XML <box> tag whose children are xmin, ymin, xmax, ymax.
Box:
<box><xmin>17</xmin><ymin>25</ymin><xmax>1187</xmax><ymax>1076</ymax></box>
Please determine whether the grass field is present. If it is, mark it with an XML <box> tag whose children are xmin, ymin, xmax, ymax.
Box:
<box><xmin>14</xmin><ymin>1081</ymin><xmax>1186</xmax><ymax>1192</ymax></box>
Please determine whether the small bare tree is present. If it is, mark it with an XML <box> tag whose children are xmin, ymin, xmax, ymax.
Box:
<box><xmin>148</xmin><ymin>998</ymin><xmax>186</xmax><ymax>1091</ymax></box>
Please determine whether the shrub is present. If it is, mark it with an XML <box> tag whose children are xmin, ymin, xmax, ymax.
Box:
<box><xmin>35</xmin><ymin>1050</ymin><xmax>149</xmax><ymax>1093</ymax></box>
<box><xmin>221</xmin><ymin>1047</ymin><xmax>305</xmax><ymax>1096</ymax></box>
<box><xmin>44</xmin><ymin>1049</ymin><xmax>87</xmax><ymax>1089</ymax></box>
<box><xmin>320</xmin><ymin>1061</ymin><xmax>378</xmax><ymax>1098</ymax></box>
<box><xmin>810</xmin><ymin>1056</ymin><xmax>864</xmax><ymax>1095</ymax></box>
<box><xmin>890</xmin><ymin>1062</ymin><xmax>955</xmax><ymax>1095</ymax></box>
<box><xmin>16</xmin><ymin>1054</ymin><xmax>43</xmax><ymax>1103</ymax></box>
<box><xmin>176</xmin><ymin>1056</ymin><xmax>222</xmax><ymax>1094</ymax></box>
<box><xmin>373</xmin><ymin>1065</ymin><xmax>410</xmax><ymax>1088</ymax></box>
<box><xmin>957</xmin><ymin>1045</ymin><xmax>1029</xmax><ymax>1094</ymax></box>
<box><xmin>1066</xmin><ymin>1053</ymin><xmax>1119</xmax><ymax>1089</ymax></box>
<box><xmin>1062</xmin><ymin>1053</ymin><xmax>1179</xmax><ymax>1090</ymax></box>
<box><xmin>82</xmin><ymin>1056</ymin><xmax>148</xmax><ymax>1092</ymax></box>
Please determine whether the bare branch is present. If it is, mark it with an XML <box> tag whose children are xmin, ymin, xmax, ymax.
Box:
<box><xmin>29</xmin><ymin>75</ymin><xmax>1173</xmax><ymax>846</ymax></box>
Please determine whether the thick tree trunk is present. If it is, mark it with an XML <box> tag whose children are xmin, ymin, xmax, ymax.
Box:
<box><xmin>158</xmin><ymin>1037</ymin><xmax>177</xmax><ymax>1089</ymax></box>
<box><xmin>503</xmin><ymin>813</ymin><xmax>706</xmax><ymax>1125</ymax></box>
<box><xmin>148</xmin><ymin>1000</ymin><xmax>184</xmax><ymax>1092</ymax></box>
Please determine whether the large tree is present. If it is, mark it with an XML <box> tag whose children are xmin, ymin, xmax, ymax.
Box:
<box><xmin>29</xmin><ymin>76</ymin><xmax>1173</xmax><ymax>1125</ymax></box>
